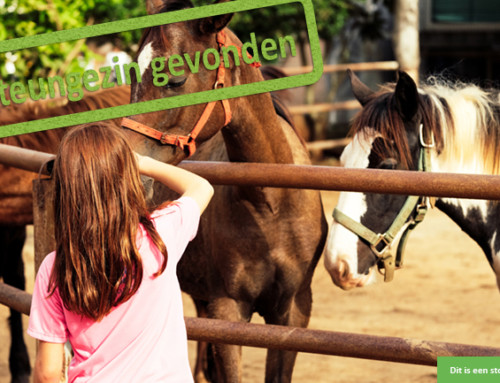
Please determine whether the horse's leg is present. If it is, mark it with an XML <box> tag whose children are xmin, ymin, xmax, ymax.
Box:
<box><xmin>192</xmin><ymin>299</ymin><xmax>215</xmax><ymax>383</ymax></box>
<box><xmin>207</xmin><ymin>297</ymin><xmax>248</xmax><ymax>383</ymax></box>
<box><xmin>0</xmin><ymin>226</ymin><xmax>31</xmax><ymax>383</ymax></box>
<box><xmin>263</xmin><ymin>286</ymin><xmax>313</xmax><ymax>383</ymax></box>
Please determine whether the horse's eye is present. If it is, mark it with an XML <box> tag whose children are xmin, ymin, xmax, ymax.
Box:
<box><xmin>378</xmin><ymin>158</ymin><xmax>398</xmax><ymax>170</ymax></box>
<box><xmin>167</xmin><ymin>76</ymin><xmax>187</xmax><ymax>88</ymax></box>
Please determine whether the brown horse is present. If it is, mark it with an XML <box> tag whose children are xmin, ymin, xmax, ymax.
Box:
<box><xmin>122</xmin><ymin>0</ymin><xmax>328</xmax><ymax>381</ymax></box>
<box><xmin>0</xmin><ymin>85</ymin><xmax>130</xmax><ymax>383</ymax></box>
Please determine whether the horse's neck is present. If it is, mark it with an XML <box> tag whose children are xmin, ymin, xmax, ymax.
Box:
<box><xmin>427</xmin><ymin>147</ymin><xmax>499</xmax><ymax>266</ymax></box>
<box><xmin>429</xmin><ymin>91</ymin><xmax>500</xmax><ymax>278</ymax></box>
<box><xmin>222</xmin><ymin>94</ymin><xmax>295</xmax><ymax>165</ymax></box>
<box><xmin>216</xmin><ymin>79</ymin><xmax>305</xmax><ymax>208</ymax></box>
<box><xmin>435</xmin><ymin>197</ymin><xmax>497</xmax><ymax>265</ymax></box>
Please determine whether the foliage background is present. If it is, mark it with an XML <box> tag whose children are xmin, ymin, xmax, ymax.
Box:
<box><xmin>0</xmin><ymin>0</ymin><xmax>365</xmax><ymax>80</ymax></box>
<box><xmin>0</xmin><ymin>0</ymin><xmax>145</xmax><ymax>80</ymax></box>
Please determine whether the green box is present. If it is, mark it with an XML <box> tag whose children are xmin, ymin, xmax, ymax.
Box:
<box><xmin>438</xmin><ymin>357</ymin><xmax>500</xmax><ymax>382</ymax></box>
<box><xmin>0</xmin><ymin>0</ymin><xmax>323</xmax><ymax>138</ymax></box>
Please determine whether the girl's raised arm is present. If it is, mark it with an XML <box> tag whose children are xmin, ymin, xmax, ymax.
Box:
<box><xmin>136</xmin><ymin>154</ymin><xmax>214</xmax><ymax>213</ymax></box>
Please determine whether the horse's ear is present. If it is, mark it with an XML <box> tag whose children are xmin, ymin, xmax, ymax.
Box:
<box><xmin>394</xmin><ymin>71</ymin><xmax>419</xmax><ymax>122</ymax></box>
<box><xmin>197</xmin><ymin>0</ymin><xmax>233</xmax><ymax>34</ymax></box>
<box><xmin>146</xmin><ymin>0</ymin><xmax>163</xmax><ymax>14</ymax></box>
<box><xmin>348</xmin><ymin>69</ymin><xmax>374</xmax><ymax>106</ymax></box>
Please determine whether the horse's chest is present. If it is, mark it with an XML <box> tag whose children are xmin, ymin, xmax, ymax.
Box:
<box><xmin>178</xmin><ymin>192</ymin><xmax>305</xmax><ymax>301</ymax></box>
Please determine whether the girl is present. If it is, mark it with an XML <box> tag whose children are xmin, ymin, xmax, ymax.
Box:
<box><xmin>28</xmin><ymin>123</ymin><xmax>213</xmax><ymax>382</ymax></box>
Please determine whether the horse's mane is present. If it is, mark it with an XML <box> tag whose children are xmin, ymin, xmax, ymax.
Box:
<box><xmin>260</xmin><ymin>67</ymin><xmax>295</xmax><ymax>126</ymax></box>
<box><xmin>260</xmin><ymin>66</ymin><xmax>307</xmax><ymax>148</ymax></box>
<box><xmin>0</xmin><ymin>86</ymin><xmax>130</xmax><ymax>151</ymax></box>
<box><xmin>350</xmin><ymin>76</ymin><xmax>500</xmax><ymax>174</ymax></box>
<box><xmin>423</xmin><ymin>78</ymin><xmax>500</xmax><ymax>174</ymax></box>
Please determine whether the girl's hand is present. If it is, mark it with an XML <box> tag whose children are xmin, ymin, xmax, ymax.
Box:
<box><xmin>135</xmin><ymin>152</ymin><xmax>150</xmax><ymax>175</ymax></box>
<box><xmin>132</xmin><ymin>152</ymin><xmax>214</xmax><ymax>213</ymax></box>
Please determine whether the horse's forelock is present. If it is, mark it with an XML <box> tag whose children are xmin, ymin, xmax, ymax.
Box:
<box><xmin>348</xmin><ymin>79</ymin><xmax>459</xmax><ymax>171</ymax></box>
<box><xmin>138</xmin><ymin>0</ymin><xmax>194</xmax><ymax>54</ymax></box>
<box><xmin>155</xmin><ymin>0</ymin><xmax>195</xmax><ymax>51</ymax></box>
<box><xmin>349</xmin><ymin>88</ymin><xmax>414</xmax><ymax>169</ymax></box>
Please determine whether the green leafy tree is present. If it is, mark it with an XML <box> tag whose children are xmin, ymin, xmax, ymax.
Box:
<box><xmin>0</xmin><ymin>0</ymin><xmax>360</xmax><ymax>79</ymax></box>
<box><xmin>193</xmin><ymin>0</ymin><xmax>354</xmax><ymax>65</ymax></box>
<box><xmin>0</xmin><ymin>0</ymin><xmax>145</xmax><ymax>80</ymax></box>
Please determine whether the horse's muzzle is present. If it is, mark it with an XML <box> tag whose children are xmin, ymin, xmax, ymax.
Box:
<box><xmin>327</xmin><ymin>258</ymin><xmax>373</xmax><ymax>290</ymax></box>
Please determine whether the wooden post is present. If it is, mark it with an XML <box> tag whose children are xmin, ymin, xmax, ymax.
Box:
<box><xmin>32</xmin><ymin>177</ymin><xmax>71</xmax><ymax>382</ymax></box>
<box><xmin>393</xmin><ymin>0</ymin><xmax>420</xmax><ymax>82</ymax></box>
<box><xmin>32</xmin><ymin>178</ymin><xmax>55</xmax><ymax>273</ymax></box>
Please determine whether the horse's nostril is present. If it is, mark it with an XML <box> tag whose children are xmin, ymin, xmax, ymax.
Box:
<box><xmin>327</xmin><ymin>253</ymin><xmax>374</xmax><ymax>290</ymax></box>
<box><xmin>340</xmin><ymin>259</ymin><xmax>350</xmax><ymax>280</ymax></box>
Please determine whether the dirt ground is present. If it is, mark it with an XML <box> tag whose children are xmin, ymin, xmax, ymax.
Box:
<box><xmin>1</xmin><ymin>189</ymin><xmax>500</xmax><ymax>382</ymax></box>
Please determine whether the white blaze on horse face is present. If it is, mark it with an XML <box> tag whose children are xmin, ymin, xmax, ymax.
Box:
<box><xmin>138</xmin><ymin>42</ymin><xmax>154</xmax><ymax>77</ymax></box>
<box><xmin>324</xmin><ymin>131</ymin><xmax>377</xmax><ymax>290</ymax></box>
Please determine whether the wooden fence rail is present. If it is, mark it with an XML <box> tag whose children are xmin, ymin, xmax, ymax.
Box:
<box><xmin>2</xmin><ymin>144</ymin><xmax>500</xmax><ymax>201</ymax></box>
<box><xmin>2</xmin><ymin>282</ymin><xmax>499</xmax><ymax>366</ymax></box>
<box><xmin>281</xmin><ymin>61</ymin><xmax>399</xmax><ymax>76</ymax></box>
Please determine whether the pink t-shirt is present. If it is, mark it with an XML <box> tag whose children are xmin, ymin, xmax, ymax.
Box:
<box><xmin>28</xmin><ymin>196</ymin><xmax>200</xmax><ymax>382</ymax></box>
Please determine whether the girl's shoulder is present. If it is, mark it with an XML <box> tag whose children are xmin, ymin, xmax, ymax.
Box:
<box><xmin>149</xmin><ymin>196</ymin><xmax>201</xmax><ymax>250</ymax></box>
<box><xmin>38</xmin><ymin>251</ymin><xmax>57</xmax><ymax>275</ymax></box>
<box><xmin>33</xmin><ymin>251</ymin><xmax>57</xmax><ymax>290</ymax></box>
<box><xmin>150</xmin><ymin>196</ymin><xmax>199</xmax><ymax>220</ymax></box>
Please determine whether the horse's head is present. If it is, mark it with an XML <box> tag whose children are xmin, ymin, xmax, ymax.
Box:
<box><xmin>124</xmin><ymin>0</ymin><xmax>234</xmax><ymax>164</ymax></box>
<box><xmin>325</xmin><ymin>70</ymin><xmax>439</xmax><ymax>289</ymax></box>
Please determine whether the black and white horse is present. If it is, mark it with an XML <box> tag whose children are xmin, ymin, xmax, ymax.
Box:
<box><xmin>325</xmin><ymin>70</ymin><xmax>500</xmax><ymax>290</ymax></box>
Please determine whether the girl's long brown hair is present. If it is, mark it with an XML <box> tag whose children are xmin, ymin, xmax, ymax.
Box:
<box><xmin>49</xmin><ymin>123</ymin><xmax>168</xmax><ymax>321</ymax></box>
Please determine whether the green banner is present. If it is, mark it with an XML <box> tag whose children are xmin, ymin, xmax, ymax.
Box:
<box><xmin>0</xmin><ymin>0</ymin><xmax>323</xmax><ymax>138</ymax></box>
<box><xmin>438</xmin><ymin>357</ymin><xmax>500</xmax><ymax>382</ymax></box>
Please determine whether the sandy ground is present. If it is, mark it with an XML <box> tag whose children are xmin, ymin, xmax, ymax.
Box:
<box><xmin>1</xmin><ymin>189</ymin><xmax>500</xmax><ymax>382</ymax></box>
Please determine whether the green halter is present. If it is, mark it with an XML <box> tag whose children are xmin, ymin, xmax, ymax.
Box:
<box><xmin>332</xmin><ymin>124</ymin><xmax>434</xmax><ymax>282</ymax></box>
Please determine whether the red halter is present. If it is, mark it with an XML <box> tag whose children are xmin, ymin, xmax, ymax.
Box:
<box><xmin>121</xmin><ymin>30</ymin><xmax>260</xmax><ymax>157</ymax></box>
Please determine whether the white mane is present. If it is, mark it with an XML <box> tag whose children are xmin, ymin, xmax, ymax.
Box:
<box><xmin>422</xmin><ymin>78</ymin><xmax>500</xmax><ymax>175</ymax></box>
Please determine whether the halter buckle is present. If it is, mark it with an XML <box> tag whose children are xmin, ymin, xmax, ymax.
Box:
<box><xmin>370</xmin><ymin>233</ymin><xmax>392</xmax><ymax>258</ymax></box>
<box><xmin>419</xmin><ymin>124</ymin><xmax>435</xmax><ymax>148</ymax></box>
<box><xmin>181</xmin><ymin>135</ymin><xmax>196</xmax><ymax>156</ymax></box>
<box><xmin>413</xmin><ymin>199</ymin><xmax>428</xmax><ymax>223</ymax></box>
<box><xmin>377</xmin><ymin>254</ymin><xmax>395</xmax><ymax>282</ymax></box>
<box><xmin>214</xmin><ymin>80</ymin><xmax>224</xmax><ymax>90</ymax></box>
<box><xmin>160</xmin><ymin>133</ymin><xmax>170</xmax><ymax>145</ymax></box>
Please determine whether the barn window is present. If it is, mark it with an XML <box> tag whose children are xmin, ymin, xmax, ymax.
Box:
<box><xmin>432</xmin><ymin>0</ymin><xmax>500</xmax><ymax>23</ymax></box>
